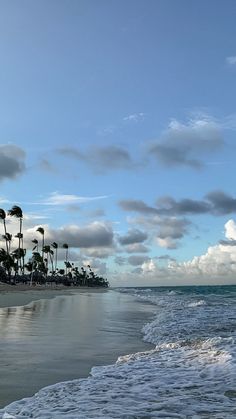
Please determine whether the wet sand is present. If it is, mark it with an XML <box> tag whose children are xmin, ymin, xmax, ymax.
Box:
<box><xmin>0</xmin><ymin>288</ymin><xmax>154</xmax><ymax>407</ymax></box>
<box><xmin>0</xmin><ymin>283</ymin><xmax>106</xmax><ymax>308</ymax></box>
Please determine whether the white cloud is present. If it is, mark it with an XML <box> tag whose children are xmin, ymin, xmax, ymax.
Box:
<box><xmin>123</xmin><ymin>113</ymin><xmax>145</xmax><ymax>122</ymax></box>
<box><xmin>149</xmin><ymin>115</ymin><xmax>223</xmax><ymax>168</ymax></box>
<box><xmin>160</xmin><ymin>220</ymin><xmax>236</xmax><ymax>282</ymax></box>
<box><xmin>156</xmin><ymin>237</ymin><xmax>178</xmax><ymax>249</ymax></box>
<box><xmin>226</xmin><ymin>56</ymin><xmax>236</xmax><ymax>65</ymax></box>
<box><xmin>111</xmin><ymin>219</ymin><xmax>236</xmax><ymax>286</ymax></box>
<box><xmin>0</xmin><ymin>197</ymin><xmax>11</xmax><ymax>204</ymax></box>
<box><xmin>225</xmin><ymin>219</ymin><xmax>236</xmax><ymax>240</ymax></box>
<box><xmin>141</xmin><ymin>259</ymin><xmax>156</xmax><ymax>273</ymax></box>
<box><xmin>41</xmin><ymin>192</ymin><xmax>109</xmax><ymax>206</ymax></box>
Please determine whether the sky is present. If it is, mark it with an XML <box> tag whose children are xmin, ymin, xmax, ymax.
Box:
<box><xmin>0</xmin><ymin>0</ymin><xmax>236</xmax><ymax>286</ymax></box>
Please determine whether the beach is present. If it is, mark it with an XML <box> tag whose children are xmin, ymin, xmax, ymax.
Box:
<box><xmin>0</xmin><ymin>286</ymin><xmax>154</xmax><ymax>409</ymax></box>
<box><xmin>0</xmin><ymin>285</ymin><xmax>235</xmax><ymax>418</ymax></box>
<box><xmin>0</xmin><ymin>283</ymin><xmax>107</xmax><ymax>309</ymax></box>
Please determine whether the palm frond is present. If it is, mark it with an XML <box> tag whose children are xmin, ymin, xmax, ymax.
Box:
<box><xmin>0</xmin><ymin>209</ymin><xmax>6</xmax><ymax>220</ymax></box>
<box><xmin>37</xmin><ymin>227</ymin><xmax>45</xmax><ymax>235</ymax></box>
<box><xmin>8</xmin><ymin>205</ymin><xmax>23</xmax><ymax>218</ymax></box>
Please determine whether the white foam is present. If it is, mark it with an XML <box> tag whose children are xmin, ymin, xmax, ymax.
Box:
<box><xmin>1</xmin><ymin>287</ymin><xmax>236</xmax><ymax>418</ymax></box>
<box><xmin>188</xmin><ymin>300</ymin><xmax>206</xmax><ymax>307</ymax></box>
<box><xmin>1</xmin><ymin>339</ymin><xmax>235</xmax><ymax>418</ymax></box>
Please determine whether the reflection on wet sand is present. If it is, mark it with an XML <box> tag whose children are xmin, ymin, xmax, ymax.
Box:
<box><xmin>0</xmin><ymin>291</ymin><xmax>153</xmax><ymax>408</ymax></box>
<box><xmin>0</xmin><ymin>297</ymin><xmax>67</xmax><ymax>338</ymax></box>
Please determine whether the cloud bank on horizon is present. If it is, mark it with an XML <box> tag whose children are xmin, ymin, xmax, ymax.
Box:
<box><xmin>0</xmin><ymin>0</ymin><xmax>236</xmax><ymax>285</ymax></box>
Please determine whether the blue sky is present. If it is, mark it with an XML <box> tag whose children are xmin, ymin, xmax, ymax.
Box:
<box><xmin>1</xmin><ymin>0</ymin><xmax>236</xmax><ymax>285</ymax></box>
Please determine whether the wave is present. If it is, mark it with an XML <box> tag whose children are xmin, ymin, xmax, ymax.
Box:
<box><xmin>1</xmin><ymin>338</ymin><xmax>235</xmax><ymax>418</ymax></box>
<box><xmin>1</xmin><ymin>287</ymin><xmax>236</xmax><ymax>418</ymax></box>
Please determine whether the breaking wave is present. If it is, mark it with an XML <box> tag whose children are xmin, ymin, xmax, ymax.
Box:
<box><xmin>1</xmin><ymin>285</ymin><xmax>236</xmax><ymax>418</ymax></box>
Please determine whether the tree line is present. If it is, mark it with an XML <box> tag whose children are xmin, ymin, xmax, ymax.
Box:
<box><xmin>0</xmin><ymin>205</ymin><xmax>109</xmax><ymax>288</ymax></box>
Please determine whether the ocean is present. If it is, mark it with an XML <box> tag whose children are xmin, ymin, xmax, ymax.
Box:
<box><xmin>0</xmin><ymin>285</ymin><xmax>236</xmax><ymax>418</ymax></box>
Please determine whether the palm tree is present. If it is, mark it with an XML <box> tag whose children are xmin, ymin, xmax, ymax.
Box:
<box><xmin>31</xmin><ymin>251</ymin><xmax>46</xmax><ymax>284</ymax></box>
<box><xmin>0</xmin><ymin>248</ymin><xmax>15</xmax><ymax>281</ymax></box>
<box><xmin>32</xmin><ymin>239</ymin><xmax>39</xmax><ymax>252</ymax></box>
<box><xmin>2</xmin><ymin>233</ymin><xmax>12</xmax><ymax>253</ymax></box>
<box><xmin>36</xmin><ymin>227</ymin><xmax>45</xmax><ymax>258</ymax></box>
<box><xmin>8</xmin><ymin>205</ymin><xmax>23</xmax><ymax>274</ymax></box>
<box><xmin>25</xmin><ymin>261</ymin><xmax>33</xmax><ymax>285</ymax></box>
<box><xmin>42</xmin><ymin>245</ymin><xmax>51</xmax><ymax>276</ymax></box>
<box><xmin>31</xmin><ymin>251</ymin><xmax>44</xmax><ymax>275</ymax></box>
<box><xmin>62</xmin><ymin>243</ymin><xmax>69</xmax><ymax>275</ymax></box>
<box><xmin>51</xmin><ymin>242</ymin><xmax>58</xmax><ymax>272</ymax></box>
<box><xmin>80</xmin><ymin>266</ymin><xmax>87</xmax><ymax>286</ymax></box>
<box><xmin>0</xmin><ymin>209</ymin><xmax>9</xmax><ymax>254</ymax></box>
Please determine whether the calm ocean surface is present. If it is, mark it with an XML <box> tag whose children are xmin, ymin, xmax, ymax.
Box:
<box><xmin>0</xmin><ymin>285</ymin><xmax>236</xmax><ymax>418</ymax></box>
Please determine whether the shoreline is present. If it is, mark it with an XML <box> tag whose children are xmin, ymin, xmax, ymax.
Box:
<box><xmin>0</xmin><ymin>288</ymin><xmax>154</xmax><ymax>410</ymax></box>
<box><xmin>0</xmin><ymin>283</ymin><xmax>108</xmax><ymax>308</ymax></box>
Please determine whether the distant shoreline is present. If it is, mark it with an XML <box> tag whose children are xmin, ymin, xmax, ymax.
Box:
<box><xmin>0</xmin><ymin>283</ymin><xmax>108</xmax><ymax>308</ymax></box>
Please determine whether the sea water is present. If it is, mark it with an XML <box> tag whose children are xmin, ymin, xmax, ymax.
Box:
<box><xmin>0</xmin><ymin>285</ymin><xmax>236</xmax><ymax>418</ymax></box>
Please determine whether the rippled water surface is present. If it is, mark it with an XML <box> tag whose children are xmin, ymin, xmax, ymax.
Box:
<box><xmin>0</xmin><ymin>290</ymin><xmax>153</xmax><ymax>407</ymax></box>
<box><xmin>1</xmin><ymin>285</ymin><xmax>236</xmax><ymax>418</ymax></box>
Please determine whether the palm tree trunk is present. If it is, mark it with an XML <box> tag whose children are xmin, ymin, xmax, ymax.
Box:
<box><xmin>65</xmin><ymin>249</ymin><xmax>68</xmax><ymax>276</ymax></box>
<box><xmin>55</xmin><ymin>248</ymin><xmax>58</xmax><ymax>272</ymax></box>
<box><xmin>3</xmin><ymin>220</ymin><xmax>9</xmax><ymax>255</ymax></box>
<box><xmin>42</xmin><ymin>235</ymin><xmax>44</xmax><ymax>259</ymax></box>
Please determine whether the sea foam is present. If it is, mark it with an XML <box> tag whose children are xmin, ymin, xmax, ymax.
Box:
<box><xmin>1</xmin><ymin>287</ymin><xmax>236</xmax><ymax>418</ymax></box>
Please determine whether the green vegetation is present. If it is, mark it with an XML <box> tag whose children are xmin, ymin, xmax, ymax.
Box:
<box><xmin>0</xmin><ymin>206</ymin><xmax>109</xmax><ymax>288</ymax></box>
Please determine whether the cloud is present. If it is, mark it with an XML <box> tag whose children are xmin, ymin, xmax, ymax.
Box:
<box><xmin>57</xmin><ymin>145</ymin><xmax>133</xmax><ymax>172</ymax></box>
<box><xmin>219</xmin><ymin>239</ymin><xmax>236</xmax><ymax>247</ymax></box>
<box><xmin>114</xmin><ymin>256</ymin><xmax>127</xmax><ymax>266</ymax></box>
<box><xmin>82</xmin><ymin>247</ymin><xmax>114</xmax><ymax>259</ymax></box>
<box><xmin>118</xmin><ymin>228</ymin><xmax>148</xmax><ymax>245</ymax></box>
<box><xmin>21</xmin><ymin>221</ymin><xmax>114</xmax><ymax>251</ymax></box>
<box><xmin>0</xmin><ymin>197</ymin><xmax>11</xmax><ymax>205</ymax></box>
<box><xmin>136</xmin><ymin>213</ymin><xmax>191</xmax><ymax>249</ymax></box>
<box><xmin>119</xmin><ymin>199</ymin><xmax>158</xmax><ymax>215</ymax></box>
<box><xmin>84</xmin><ymin>259</ymin><xmax>108</xmax><ymax>275</ymax></box>
<box><xmin>57</xmin><ymin>147</ymin><xmax>84</xmax><ymax>159</ymax></box>
<box><xmin>155</xmin><ymin>196</ymin><xmax>210</xmax><ymax>215</ymax></box>
<box><xmin>126</xmin><ymin>214</ymin><xmax>190</xmax><ymax>249</ymax></box>
<box><xmin>123</xmin><ymin>113</ymin><xmax>145</xmax><ymax>122</ymax></box>
<box><xmin>128</xmin><ymin>255</ymin><xmax>150</xmax><ymax>266</ymax></box>
<box><xmin>156</xmin><ymin>254</ymin><xmax>176</xmax><ymax>262</ymax></box>
<box><xmin>112</xmin><ymin>220</ymin><xmax>236</xmax><ymax>286</ymax></box>
<box><xmin>85</xmin><ymin>145</ymin><xmax>133</xmax><ymax>172</ymax></box>
<box><xmin>120</xmin><ymin>190</ymin><xmax>236</xmax><ymax>217</ymax></box>
<box><xmin>156</xmin><ymin>219</ymin><xmax>236</xmax><ymax>280</ymax></box>
<box><xmin>226</xmin><ymin>56</ymin><xmax>236</xmax><ymax>65</ymax></box>
<box><xmin>0</xmin><ymin>144</ymin><xmax>26</xmax><ymax>181</ymax></box>
<box><xmin>205</xmin><ymin>191</ymin><xmax>236</xmax><ymax>215</ymax></box>
<box><xmin>50</xmin><ymin>222</ymin><xmax>114</xmax><ymax>248</ymax></box>
<box><xmin>66</xmin><ymin>204</ymin><xmax>81</xmax><ymax>213</ymax></box>
<box><xmin>156</xmin><ymin>237</ymin><xmax>178</xmax><ymax>249</ymax></box>
<box><xmin>86</xmin><ymin>209</ymin><xmax>106</xmax><ymax>218</ymax></box>
<box><xmin>220</xmin><ymin>220</ymin><xmax>236</xmax><ymax>246</ymax></box>
<box><xmin>125</xmin><ymin>243</ymin><xmax>149</xmax><ymax>253</ymax></box>
<box><xmin>158</xmin><ymin>218</ymin><xmax>190</xmax><ymax>239</ymax></box>
<box><xmin>41</xmin><ymin>192</ymin><xmax>108</xmax><ymax>206</ymax></box>
<box><xmin>39</xmin><ymin>159</ymin><xmax>56</xmax><ymax>173</ymax></box>
<box><xmin>225</xmin><ymin>219</ymin><xmax>236</xmax><ymax>240</ymax></box>
<box><xmin>149</xmin><ymin>116</ymin><xmax>223</xmax><ymax>169</ymax></box>
<box><xmin>155</xmin><ymin>217</ymin><xmax>190</xmax><ymax>249</ymax></box>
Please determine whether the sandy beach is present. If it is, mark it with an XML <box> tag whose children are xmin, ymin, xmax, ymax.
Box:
<box><xmin>0</xmin><ymin>287</ymin><xmax>153</xmax><ymax>408</ymax></box>
<box><xmin>0</xmin><ymin>283</ymin><xmax>107</xmax><ymax>308</ymax></box>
